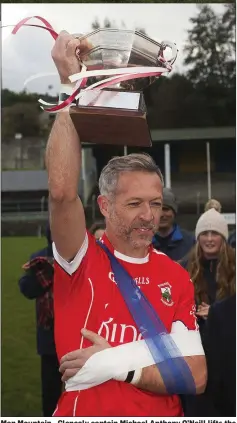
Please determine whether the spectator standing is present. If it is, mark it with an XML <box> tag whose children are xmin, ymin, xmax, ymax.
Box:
<box><xmin>153</xmin><ymin>188</ymin><xmax>195</xmax><ymax>261</ymax></box>
<box><xmin>19</xmin><ymin>227</ymin><xmax>62</xmax><ymax>417</ymax></box>
<box><xmin>186</xmin><ymin>208</ymin><xmax>235</xmax><ymax>336</ymax></box>
<box><xmin>204</xmin><ymin>197</ymin><xmax>236</xmax><ymax>250</ymax></box>
<box><xmin>185</xmin><ymin>295</ymin><xmax>236</xmax><ymax>417</ymax></box>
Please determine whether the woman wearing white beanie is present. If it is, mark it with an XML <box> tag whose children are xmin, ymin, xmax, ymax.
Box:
<box><xmin>186</xmin><ymin>208</ymin><xmax>235</xmax><ymax>334</ymax></box>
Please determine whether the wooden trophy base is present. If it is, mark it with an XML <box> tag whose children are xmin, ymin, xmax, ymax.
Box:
<box><xmin>69</xmin><ymin>89</ymin><xmax>152</xmax><ymax>147</ymax></box>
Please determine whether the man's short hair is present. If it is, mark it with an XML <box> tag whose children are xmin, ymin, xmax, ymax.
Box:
<box><xmin>98</xmin><ymin>153</ymin><xmax>163</xmax><ymax>197</ymax></box>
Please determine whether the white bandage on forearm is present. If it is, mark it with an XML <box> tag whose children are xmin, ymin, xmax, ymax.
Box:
<box><xmin>65</xmin><ymin>326</ymin><xmax>204</xmax><ymax>392</ymax></box>
<box><xmin>66</xmin><ymin>339</ymin><xmax>154</xmax><ymax>391</ymax></box>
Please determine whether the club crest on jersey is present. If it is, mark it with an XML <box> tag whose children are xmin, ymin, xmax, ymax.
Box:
<box><xmin>158</xmin><ymin>282</ymin><xmax>174</xmax><ymax>306</ymax></box>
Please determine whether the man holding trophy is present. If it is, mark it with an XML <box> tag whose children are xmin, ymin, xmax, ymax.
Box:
<box><xmin>45</xmin><ymin>30</ymin><xmax>206</xmax><ymax>417</ymax></box>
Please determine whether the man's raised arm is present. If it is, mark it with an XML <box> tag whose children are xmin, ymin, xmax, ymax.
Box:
<box><xmin>46</xmin><ymin>31</ymin><xmax>86</xmax><ymax>261</ymax></box>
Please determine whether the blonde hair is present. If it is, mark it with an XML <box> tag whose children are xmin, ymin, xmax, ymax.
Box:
<box><xmin>205</xmin><ymin>198</ymin><xmax>222</xmax><ymax>213</ymax></box>
<box><xmin>187</xmin><ymin>239</ymin><xmax>235</xmax><ymax>304</ymax></box>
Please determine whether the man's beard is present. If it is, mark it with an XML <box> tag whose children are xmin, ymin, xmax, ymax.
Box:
<box><xmin>109</xmin><ymin>209</ymin><xmax>157</xmax><ymax>248</ymax></box>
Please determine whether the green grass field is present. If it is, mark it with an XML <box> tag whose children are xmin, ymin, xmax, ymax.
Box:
<box><xmin>2</xmin><ymin>237</ymin><xmax>46</xmax><ymax>417</ymax></box>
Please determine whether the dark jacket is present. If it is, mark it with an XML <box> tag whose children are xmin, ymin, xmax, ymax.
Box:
<box><xmin>153</xmin><ymin>224</ymin><xmax>195</xmax><ymax>262</ymax></box>
<box><xmin>18</xmin><ymin>227</ymin><xmax>56</xmax><ymax>356</ymax></box>
<box><xmin>228</xmin><ymin>231</ymin><xmax>236</xmax><ymax>249</ymax></box>
<box><xmin>182</xmin><ymin>258</ymin><xmax>218</xmax><ymax>338</ymax></box>
<box><xmin>185</xmin><ymin>295</ymin><xmax>236</xmax><ymax>417</ymax></box>
<box><xmin>200</xmin><ymin>258</ymin><xmax>218</xmax><ymax>303</ymax></box>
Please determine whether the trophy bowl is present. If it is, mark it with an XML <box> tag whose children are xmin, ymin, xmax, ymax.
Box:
<box><xmin>68</xmin><ymin>28</ymin><xmax>178</xmax><ymax>147</ymax></box>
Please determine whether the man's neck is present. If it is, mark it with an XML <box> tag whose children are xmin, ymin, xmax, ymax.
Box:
<box><xmin>105</xmin><ymin>230</ymin><xmax>149</xmax><ymax>259</ymax></box>
<box><xmin>158</xmin><ymin>225</ymin><xmax>174</xmax><ymax>238</ymax></box>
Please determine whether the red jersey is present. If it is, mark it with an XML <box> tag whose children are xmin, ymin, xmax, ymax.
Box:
<box><xmin>52</xmin><ymin>232</ymin><xmax>197</xmax><ymax>417</ymax></box>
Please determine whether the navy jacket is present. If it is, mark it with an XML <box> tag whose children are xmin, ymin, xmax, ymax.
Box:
<box><xmin>185</xmin><ymin>296</ymin><xmax>236</xmax><ymax>417</ymax></box>
<box><xmin>18</xmin><ymin>228</ymin><xmax>56</xmax><ymax>356</ymax></box>
<box><xmin>153</xmin><ymin>224</ymin><xmax>195</xmax><ymax>262</ymax></box>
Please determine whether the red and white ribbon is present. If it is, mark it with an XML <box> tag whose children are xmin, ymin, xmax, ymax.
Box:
<box><xmin>11</xmin><ymin>16</ymin><xmax>58</xmax><ymax>39</ymax></box>
<box><xmin>38</xmin><ymin>67</ymin><xmax>169</xmax><ymax>112</ymax></box>
<box><xmin>10</xmin><ymin>16</ymin><xmax>175</xmax><ymax>113</ymax></box>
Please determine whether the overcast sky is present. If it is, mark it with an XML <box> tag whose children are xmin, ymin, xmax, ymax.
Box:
<box><xmin>2</xmin><ymin>3</ymin><xmax>225</xmax><ymax>95</ymax></box>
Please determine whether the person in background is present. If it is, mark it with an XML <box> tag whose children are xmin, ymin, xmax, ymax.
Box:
<box><xmin>204</xmin><ymin>198</ymin><xmax>222</xmax><ymax>213</ymax></box>
<box><xmin>89</xmin><ymin>220</ymin><xmax>106</xmax><ymax>240</ymax></box>
<box><xmin>18</xmin><ymin>226</ymin><xmax>62</xmax><ymax>417</ymax></box>
<box><xmin>185</xmin><ymin>208</ymin><xmax>235</xmax><ymax>337</ymax></box>
<box><xmin>152</xmin><ymin>188</ymin><xmax>195</xmax><ymax>261</ymax></box>
<box><xmin>185</xmin><ymin>295</ymin><xmax>236</xmax><ymax>417</ymax></box>
<box><xmin>204</xmin><ymin>198</ymin><xmax>236</xmax><ymax>250</ymax></box>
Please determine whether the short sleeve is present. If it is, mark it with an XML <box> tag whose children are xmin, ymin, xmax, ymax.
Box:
<box><xmin>173</xmin><ymin>273</ymin><xmax>198</xmax><ymax>331</ymax></box>
<box><xmin>53</xmin><ymin>232</ymin><xmax>89</xmax><ymax>275</ymax></box>
<box><xmin>171</xmin><ymin>270</ymin><xmax>204</xmax><ymax>356</ymax></box>
<box><xmin>52</xmin><ymin>232</ymin><xmax>98</xmax><ymax>276</ymax></box>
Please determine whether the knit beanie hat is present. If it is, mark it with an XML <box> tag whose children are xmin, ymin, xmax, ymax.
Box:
<box><xmin>195</xmin><ymin>208</ymin><xmax>228</xmax><ymax>240</ymax></box>
<box><xmin>163</xmin><ymin>188</ymin><xmax>178</xmax><ymax>214</ymax></box>
<box><xmin>204</xmin><ymin>198</ymin><xmax>222</xmax><ymax>213</ymax></box>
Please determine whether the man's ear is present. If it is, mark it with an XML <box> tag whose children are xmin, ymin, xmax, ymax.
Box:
<box><xmin>97</xmin><ymin>195</ymin><xmax>110</xmax><ymax>218</ymax></box>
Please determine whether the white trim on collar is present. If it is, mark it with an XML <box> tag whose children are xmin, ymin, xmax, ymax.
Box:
<box><xmin>114</xmin><ymin>250</ymin><xmax>149</xmax><ymax>264</ymax></box>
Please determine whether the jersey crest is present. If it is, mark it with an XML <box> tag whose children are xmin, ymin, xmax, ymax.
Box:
<box><xmin>158</xmin><ymin>282</ymin><xmax>174</xmax><ymax>307</ymax></box>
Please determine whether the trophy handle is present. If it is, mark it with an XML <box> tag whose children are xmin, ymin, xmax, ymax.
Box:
<box><xmin>159</xmin><ymin>40</ymin><xmax>178</xmax><ymax>65</ymax></box>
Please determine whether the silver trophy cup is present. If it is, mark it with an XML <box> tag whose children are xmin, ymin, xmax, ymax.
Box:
<box><xmin>68</xmin><ymin>28</ymin><xmax>178</xmax><ymax>146</ymax></box>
